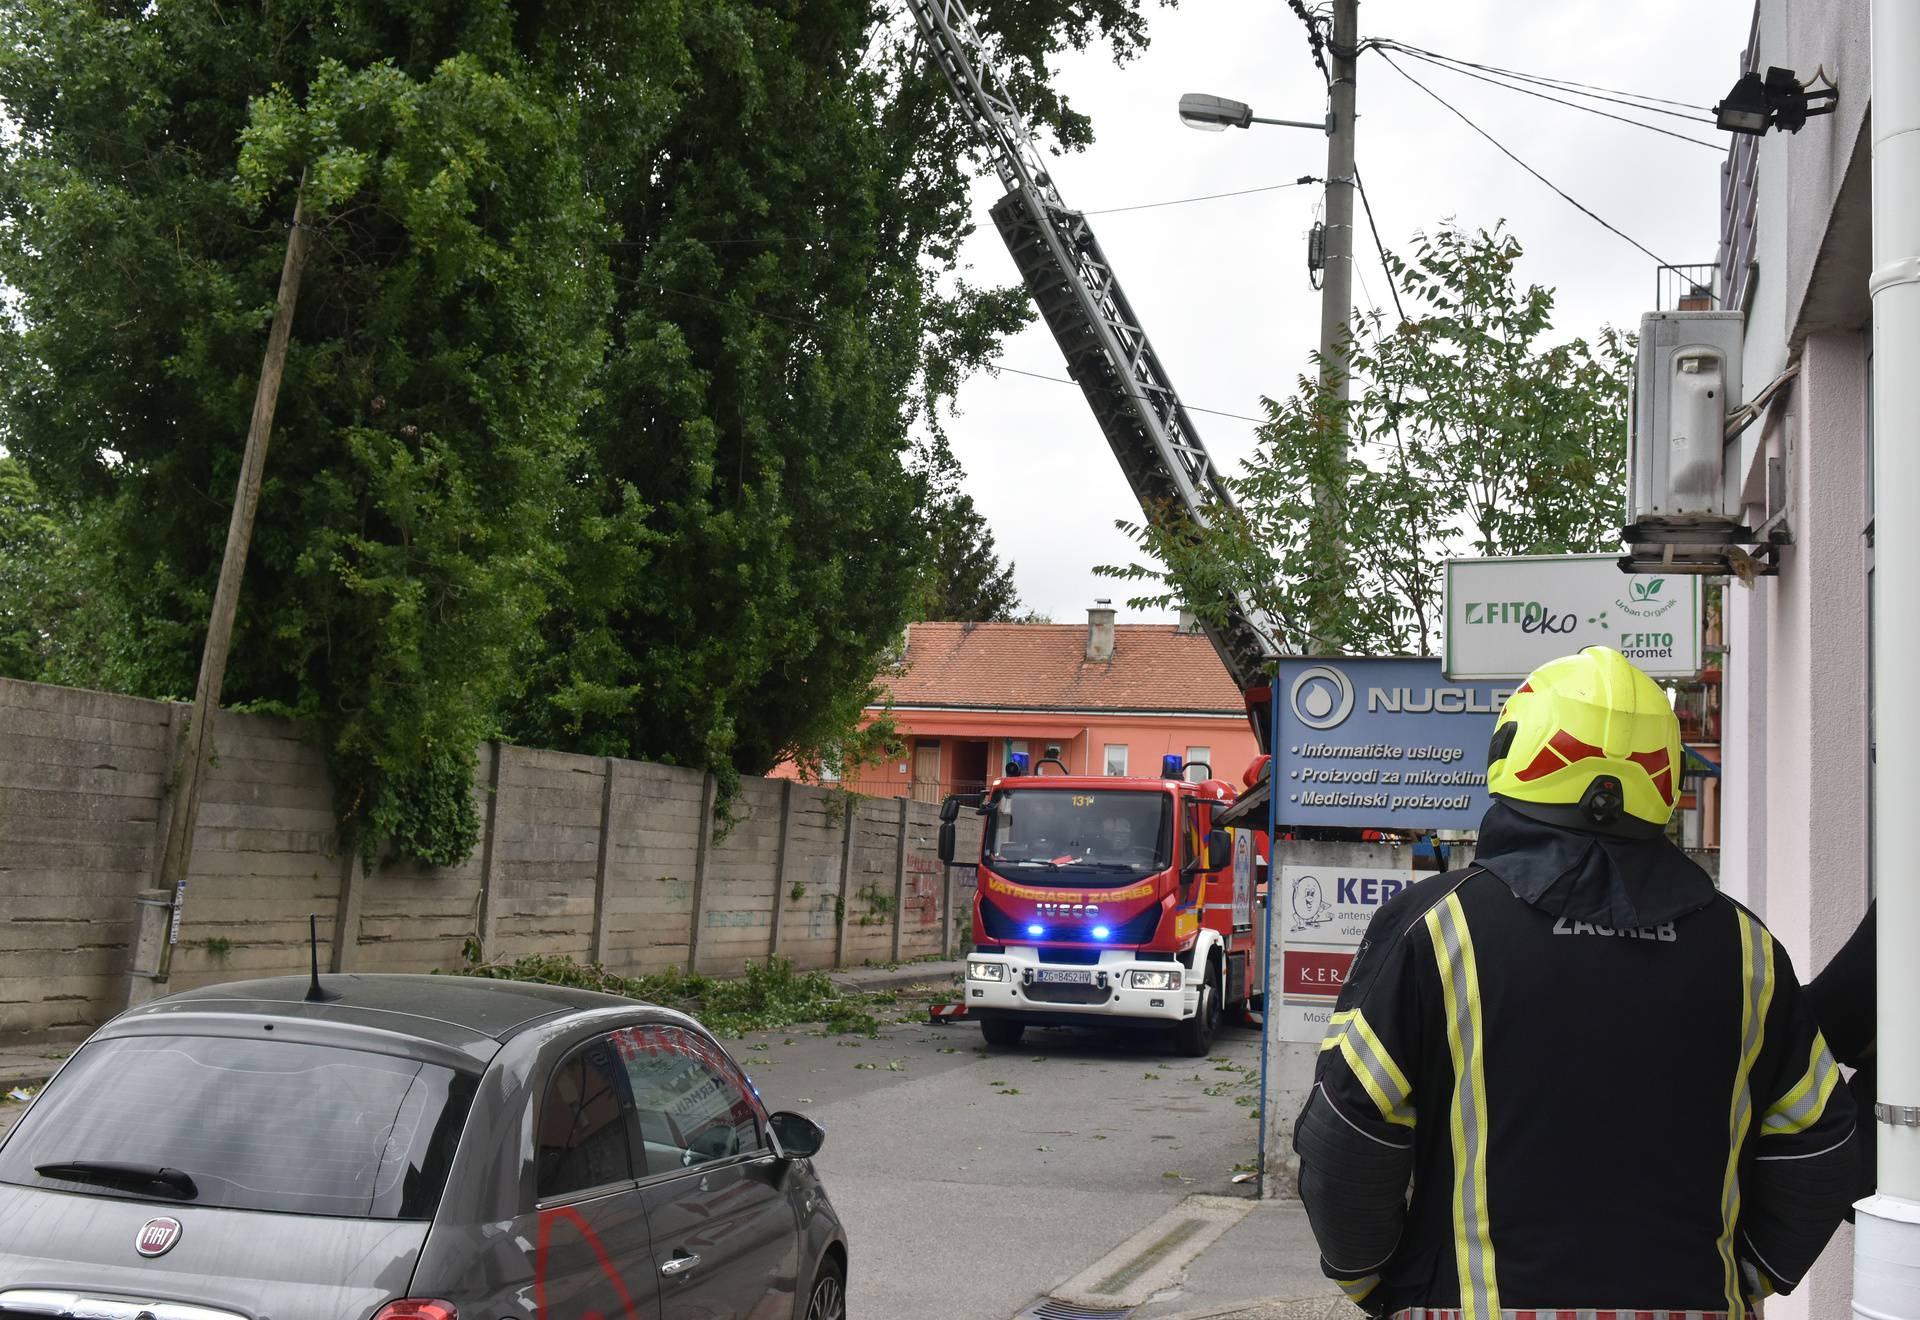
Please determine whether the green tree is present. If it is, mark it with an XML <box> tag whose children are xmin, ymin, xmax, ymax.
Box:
<box><xmin>0</xmin><ymin>455</ymin><xmax>84</xmax><ymax>682</ymax></box>
<box><xmin>0</xmin><ymin>5</ymin><xmax>613</xmax><ymax>862</ymax></box>
<box><xmin>1103</xmin><ymin>223</ymin><xmax>1631</xmax><ymax>656</ymax></box>
<box><xmin>915</xmin><ymin>436</ymin><xmax>1021</xmax><ymax>622</ymax></box>
<box><xmin>502</xmin><ymin>1</ymin><xmax>1145</xmax><ymax>788</ymax></box>
<box><xmin>0</xmin><ymin>0</ymin><xmax>1162</xmax><ymax>858</ymax></box>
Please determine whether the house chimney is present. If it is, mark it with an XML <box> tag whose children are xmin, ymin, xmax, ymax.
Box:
<box><xmin>1177</xmin><ymin>609</ymin><xmax>1200</xmax><ymax>635</ymax></box>
<box><xmin>1086</xmin><ymin>600</ymin><xmax>1116</xmax><ymax>662</ymax></box>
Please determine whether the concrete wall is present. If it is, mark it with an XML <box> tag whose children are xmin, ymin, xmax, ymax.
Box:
<box><xmin>0</xmin><ymin>677</ymin><xmax>982</xmax><ymax>1047</ymax></box>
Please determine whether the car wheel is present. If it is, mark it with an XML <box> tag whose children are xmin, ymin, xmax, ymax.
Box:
<box><xmin>980</xmin><ymin>1017</ymin><xmax>1025</xmax><ymax>1048</ymax></box>
<box><xmin>1171</xmin><ymin>960</ymin><xmax>1221</xmax><ymax>1057</ymax></box>
<box><xmin>806</xmin><ymin>1258</ymin><xmax>847</xmax><ymax>1320</ymax></box>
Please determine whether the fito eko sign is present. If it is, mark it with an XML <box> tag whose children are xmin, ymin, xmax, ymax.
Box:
<box><xmin>1442</xmin><ymin>553</ymin><xmax>1703</xmax><ymax>681</ymax></box>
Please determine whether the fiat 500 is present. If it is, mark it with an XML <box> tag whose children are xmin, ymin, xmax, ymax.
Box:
<box><xmin>0</xmin><ymin>974</ymin><xmax>846</xmax><ymax>1320</ymax></box>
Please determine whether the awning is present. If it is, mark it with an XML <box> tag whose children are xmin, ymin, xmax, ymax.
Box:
<box><xmin>1215</xmin><ymin>777</ymin><xmax>1269</xmax><ymax>829</ymax></box>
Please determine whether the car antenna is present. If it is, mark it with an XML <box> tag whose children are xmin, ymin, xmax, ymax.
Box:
<box><xmin>304</xmin><ymin>913</ymin><xmax>339</xmax><ymax>1003</ymax></box>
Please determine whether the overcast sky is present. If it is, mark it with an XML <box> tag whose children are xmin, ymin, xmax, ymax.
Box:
<box><xmin>935</xmin><ymin>0</ymin><xmax>1753</xmax><ymax>624</ymax></box>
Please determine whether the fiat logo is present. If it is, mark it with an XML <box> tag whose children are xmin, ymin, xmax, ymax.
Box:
<box><xmin>135</xmin><ymin>1216</ymin><xmax>182</xmax><ymax>1257</ymax></box>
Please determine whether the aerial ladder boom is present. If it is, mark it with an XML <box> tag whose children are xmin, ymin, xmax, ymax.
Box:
<box><xmin>904</xmin><ymin>0</ymin><xmax>1282</xmax><ymax>744</ymax></box>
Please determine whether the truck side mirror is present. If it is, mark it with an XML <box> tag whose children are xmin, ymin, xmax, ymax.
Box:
<box><xmin>939</xmin><ymin>795</ymin><xmax>961</xmax><ymax>823</ymax></box>
<box><xmin>1208</xmin><ymin>829</ymin><xmax>1231</xmax><ymax>871</ymax></box>
<box><xmin>938</xmin><ymin>820</ymin><xmax>958</xmax><ymax>865</ymax></box>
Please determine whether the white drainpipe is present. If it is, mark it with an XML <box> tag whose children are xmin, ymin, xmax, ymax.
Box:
<box><xmin>1859</xmin><ymin>0</ymin><xmax>1920</xmax><ymax>1311</ymax></box>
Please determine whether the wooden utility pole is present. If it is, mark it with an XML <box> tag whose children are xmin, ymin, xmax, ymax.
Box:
<box><xmin>132</xmin><ymin>185</ymin><xmax>312</xmax><ymax>1005</ymax></box>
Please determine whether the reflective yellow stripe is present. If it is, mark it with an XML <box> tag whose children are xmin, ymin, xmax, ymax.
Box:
<box><xmin>1717</xmin><ymin>912</ymin><xmax>1774</xmax><ymax>1314</ymax></box>
<box><xmin>1338</xmin><ymin>1275</ymin><xmax>1381</xmax><ymax>1302</ymax></box>
<box><xmin>1425</xmin><ymin>893</ymin><xmax>1498</xmax><ymax>1320</ymax></box>
<box><xmin>1762</xmin><ymin>1035</ymin><xmax>1842</xmax><ymax>1136</ymax></box>
<box><xmin>1321</xmin><ymin>1009</ymin><xmax>1357</xmax><ymax>1050</ymax></box>
<box><xmin>1320</xmin><ymin>1009</ymin><xmax>1415</xmax><ymax>1126</ymax></box>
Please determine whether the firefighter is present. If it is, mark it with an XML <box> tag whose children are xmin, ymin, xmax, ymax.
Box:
<box><xmin>1293</xmin><ymin>646</ymin><xmax>1857</xmax><ymax>1317</ymax></box>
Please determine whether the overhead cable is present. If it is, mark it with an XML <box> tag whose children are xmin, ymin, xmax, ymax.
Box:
<box><xmin>1375</xmin><ymin>51</ymin><xmax>1677</xmax><ymax>268</ymax></box>
<box><xmin>618</xmin><ymin>277</ymin><xmax>1272</xmax><ymax>427</ymax></box>
<box><xmin>1378</xmin><ymin>44</ymin><xmax>1723</xmax><ymax>150</ymax></box>
<box><xmin>1353</xmin><ymin>167</ymin><xmax>1408</xmax><ymax>325</ymax></box>
<box><xmin>1082</xmin><ymin>178</ymin><xmax>1317</xmax><ymax>216</ymax></box>
<box><xmin>1370</xmin><ymin>39</ymin><xmax>1714</xmax><ymax>115</ymax></box>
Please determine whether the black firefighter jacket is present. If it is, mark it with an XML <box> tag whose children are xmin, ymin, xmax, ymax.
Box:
<box><xmin>1292</xmin><ymin>803</ymin><xmax>1858</xmax><ymax>1316</ymax></box>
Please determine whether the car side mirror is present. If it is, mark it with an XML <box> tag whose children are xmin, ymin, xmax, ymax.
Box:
<box><xmin>1209</xmin><ymin>829</ymin><xmax>1231</xmax><ymax>871</ymax></box>
<box><xmin>768</xmin><ymin>1110</ymin><xmax>826</xmax><ymax>1160</ymax></box>
<box><xmin>938</xmin><ymin>820</ymin><xmax>957</xmax><ymax>865</ymax></box>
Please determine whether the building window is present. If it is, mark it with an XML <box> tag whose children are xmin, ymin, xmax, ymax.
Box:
<box><xmin>1104</xmin><ymin>744</ymin><xmax>1129</xmax><ymax>776</ymax></box>
<box><xmin>1185</xmin><ymin>746</ymin><xmax>1212</xmax><ymax>780</ymax></box>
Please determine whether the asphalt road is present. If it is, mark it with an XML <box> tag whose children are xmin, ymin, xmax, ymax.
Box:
<box><xmin>735</xmin><ymin>977</ymin><xmax>1276</xmax><ymax>1320</ymax></box>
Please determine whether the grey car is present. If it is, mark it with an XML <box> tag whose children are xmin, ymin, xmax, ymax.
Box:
<box><xmin>0</xmin><ymin>974</ymin><xmax>847</xmax><ymax>1320</ymax></box>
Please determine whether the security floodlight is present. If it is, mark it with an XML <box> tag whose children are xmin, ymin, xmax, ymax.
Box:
<box><xmin>1714</xmin><ymin>66</ymin><xmax>1836</xmax><ymax>137</ymax></box>
<box><xmin>1713</xmin><ymin>72</ymin><xmax>1771</xmax><ymax>135</ymax></box>
<box><xmin>1180</xmin><ymin>92</ymin><xmax>1253</xmax><ymax>131</ymax></box>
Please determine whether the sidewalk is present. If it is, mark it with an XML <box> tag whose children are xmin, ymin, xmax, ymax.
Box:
<box><xmin>1124</xmin><ymin>1198</ymin><xmax>1347</xmax><ymax>1320</ymax></box>
<box><xmin>0</xmin><ymin>1044</ymin><xmax>67</xmax><ymax>1093</ymax></box>
<box><xmin>827</xmin><ymin>958</ymin><xmax>964</xmax><ymax>996</ymax></box>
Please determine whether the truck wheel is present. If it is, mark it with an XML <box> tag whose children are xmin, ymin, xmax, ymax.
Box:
<box><xmin>980</xmin><ymin>1017</ymin><xmax>1025</xmax><ymax>1048</ymax></box>
<box><xmin>1172</xmin><ymin>960</ymin><xmax>1222</xmax><ymax>1057</ymax></box>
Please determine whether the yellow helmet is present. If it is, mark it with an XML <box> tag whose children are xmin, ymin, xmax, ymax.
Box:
<box><xmin>1487</xmin><ymin>646</ymin><xmax>1681</xmax><ymax>833</ymax></box>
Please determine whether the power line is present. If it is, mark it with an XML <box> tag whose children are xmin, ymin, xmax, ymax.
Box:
<box><xmin>1370</xmin><ymin>39</ymin><xmax>1713</xmax><ymax>115</ymax></box>
<box><xmin>1375</xmin><ymin>50</ymin><xmax>1676</xmax><ymax>269</ymax></box>
<box><xmin>1353</xmin><ymin>167</ymin><xmax>1407</xmax><ymax>325</ymax></box>
<box><xmin>615</xmin><ymin>277</ymin><xmax>1272</xmax><ymax>426</ymax></box>
<box><xmin>590</xmin><ymin>178</ymin><xmax>1320</xmax><ymax>250</ymax></box>
<box><xmin>1083</xmin><ymin>178</ymin><xmax>1316</xmax><ymax>216</ymax></box>
<box><xmin>1378</xmin><ymin>44</ymin><xmax>1722</xmax><ymax>150</ymax></box>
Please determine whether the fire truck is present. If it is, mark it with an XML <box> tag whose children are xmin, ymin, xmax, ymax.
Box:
<box><xmin>938</xmin><ymin>756</ymin><xmax>1265</xmax><ymax>1055</ymax></box>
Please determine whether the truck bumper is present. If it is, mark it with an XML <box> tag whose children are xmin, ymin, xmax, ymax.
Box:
<box><xmin>964</xmin><ymin>947</ymin><xmax>1197</xmax><ymax>1023</ymax></box>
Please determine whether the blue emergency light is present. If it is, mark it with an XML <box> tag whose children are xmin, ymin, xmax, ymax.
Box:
<box><xmin>1093</xmin><ymin>925</ymin><xmax>1112</xmax><ymax>940</ymax></box>
<box><xmin>1010</xmin><ymin>752</ymin><xmax>1030</xmax><ymax>773</ymax></box>
<box><xmin>1162</xmin><ymin>753</ymin><xmax>1183</xmax><ymax>779</ymax></box>
<box><xmin>1027</xmin><ymin>924</ymin><xmax>1045</xmax><ymax>937</ymax></box>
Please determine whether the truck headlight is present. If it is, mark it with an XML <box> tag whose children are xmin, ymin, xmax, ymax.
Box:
<box><xmin>1128</xmin><ymin>969</ymin><xmax>1181</xmax><ymax>990</ymax></box>
<box><xmin>968</xmin><ymin>961</ymin><xmax>1007</xmax><ymax>982</ymax></box>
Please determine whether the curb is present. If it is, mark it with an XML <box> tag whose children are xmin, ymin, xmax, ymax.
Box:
<box><xmin>1144</xmin><ymin>1294</ymin><xmax>1350</xmax><ymax>1320</ymax></box>
<box><xmin>828</xmin><ymin>961</ymin><xmax>964</xmax><ymax>995</ymax></box>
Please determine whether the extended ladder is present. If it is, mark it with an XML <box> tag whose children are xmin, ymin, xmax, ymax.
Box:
<box><xmin>904</xmin><ymin>0</ymin><xmax>1283</xmax><ymax>738</ymax></box>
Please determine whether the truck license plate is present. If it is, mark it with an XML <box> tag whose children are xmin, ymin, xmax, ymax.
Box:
<box><xmin>1035</xmin><ymin>968</ymin><xmax>1093</xmax><ymax>984</ymax></box>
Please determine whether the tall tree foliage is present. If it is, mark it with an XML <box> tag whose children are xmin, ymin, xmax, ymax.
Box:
<box><xmin>915</xmin><ymin>436</ymin><xmax>1022</xmax><ymax>622</ymax></box>
<box><xmin>0</xmin><ymin>0</ymin><xmax>1157</xmax><ymax>858</ymax></box>
<box><xmin>1102</xmin><ymin>224</ymin><xmax>1631</xmax><ymax>656</ymax></box>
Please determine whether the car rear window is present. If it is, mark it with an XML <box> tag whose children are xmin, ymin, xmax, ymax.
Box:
<box><xmin>0</xmin><ymin>1034</ymin><xmax>476</xmax><ymax>1219</ymax></box>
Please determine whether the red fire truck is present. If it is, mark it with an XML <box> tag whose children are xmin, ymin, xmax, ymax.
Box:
<box><xmin>938</xmin><ymin>757</ymin><xmax>1265</xmax><ymax>1056</ymax></box>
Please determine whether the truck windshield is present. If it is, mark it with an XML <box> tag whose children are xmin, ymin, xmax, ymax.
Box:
<box><xmin>984</xmin><ymin>788</ymin><xmax>1172</xmax><ymax>882</ymax></box>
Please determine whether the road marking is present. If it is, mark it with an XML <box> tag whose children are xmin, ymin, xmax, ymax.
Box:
<box><xmin>1048</xmin><ymin>1195</ymin><xmax>1254</xmax><ymax>1310</ymax></box>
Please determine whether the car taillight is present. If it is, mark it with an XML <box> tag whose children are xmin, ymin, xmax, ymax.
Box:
<box><xmin>372</xmin><ymin>1303</ymin><xmax>456</xmax><ymax>1320</ymax></box>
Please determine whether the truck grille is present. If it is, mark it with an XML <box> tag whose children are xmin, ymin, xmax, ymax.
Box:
<box><xmin>1023</xmin><ymin>982</ymin><xmax>1113</xmax><ymax>1006</ymax></box>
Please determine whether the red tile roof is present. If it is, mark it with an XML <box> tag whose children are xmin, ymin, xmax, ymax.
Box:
<box><xmin>880</xmin><ymin>622</ymin><xmax>1244</xmax><ymax>715</ymax></box>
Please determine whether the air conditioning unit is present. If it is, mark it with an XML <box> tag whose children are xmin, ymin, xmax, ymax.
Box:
<box><xmin>1621</xmin><ymin>310</ymin><xmax>1749</xmax><ymax>574</ymax></box>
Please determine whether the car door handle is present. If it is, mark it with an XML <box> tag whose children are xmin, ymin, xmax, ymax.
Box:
<box><xmin>661</xmin><ymin>1253</ymin><xmax>702</xmax><ymax>1277</ymax></box>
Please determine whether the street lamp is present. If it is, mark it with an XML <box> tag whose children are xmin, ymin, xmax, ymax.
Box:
<box><xmin>1178</xmin><ymin>92</ymin><xmax>1331</xmax><ymax>135</ymax></box>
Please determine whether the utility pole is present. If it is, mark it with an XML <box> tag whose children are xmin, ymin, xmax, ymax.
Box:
<box><xmin>1308</xmin><ymin>0</ymin><xmax>1359</xmax><ymax>650</ymax></box>
<box><xmin>1316</xmin><ymin>0</ymin><xmax>1359</xmax><ymax>405</ymax></box>
<box><xmin>131</xmin><ymin>183</ymin><xmax>311</xmax><ymax>1006</ymax></box>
